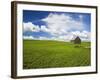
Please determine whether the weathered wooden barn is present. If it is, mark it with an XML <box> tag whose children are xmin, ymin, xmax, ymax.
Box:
<box><xmin>71</xmin><ymin>36</ymin><xmax>81</xmax><ymax>44</ymax></box>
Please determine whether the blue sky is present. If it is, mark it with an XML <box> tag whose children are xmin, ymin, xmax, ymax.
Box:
<box><xmin>23</xmin><ymin>10</ymin><xmax>91</xmax><ymax>41</ymax></box>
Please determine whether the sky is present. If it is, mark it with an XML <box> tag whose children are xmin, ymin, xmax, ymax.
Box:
<box><xmin>23</xmin><ymin>10</ymin><xmax>91</xmax><ymax>42</ymax></box>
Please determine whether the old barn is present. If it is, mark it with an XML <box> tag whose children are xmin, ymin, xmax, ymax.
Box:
<box><xmin>71</xmin><ymin>36</ymin><xmax>81</xmax><ymax>44</ymax></box>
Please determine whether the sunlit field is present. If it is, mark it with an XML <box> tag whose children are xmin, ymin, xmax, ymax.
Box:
<box><xmin>23</xmin><ymin>40</ymin><xmax>91</xmax><ymax>69</ymax></box>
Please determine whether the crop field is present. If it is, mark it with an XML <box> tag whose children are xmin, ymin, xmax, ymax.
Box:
<box><xmin>23</xmin><ymin>40</ymin><xmax>91</xmax><ymax>69</ymax></box>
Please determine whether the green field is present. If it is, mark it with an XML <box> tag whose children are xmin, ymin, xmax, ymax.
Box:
<box><xmin>23</xmin><ymin>40</ymin><xmax>91</xmax><ymax>69</ymax></box>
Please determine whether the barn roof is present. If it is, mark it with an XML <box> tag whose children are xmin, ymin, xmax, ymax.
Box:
<box><xmin>71</xmin><ymin>35</ymin><xmax>81</xmax><ymax>41</ymax></box>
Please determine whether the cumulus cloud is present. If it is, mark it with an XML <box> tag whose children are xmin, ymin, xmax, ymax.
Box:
<box><xmin>23</xmin><ymin>31</ymin><xmax>91</xmax><ymax>42</ymax></box>
<box><xmin>42</xmin><ymin>13</ymin><xmax>85</xmax><ymax>36</ymax></box>
<box><xmin>71</xmin><ymin>30</ymin><xmax>91</xmax><ymax>41</ymax></box>
<box><xmin>41</xmin><ymin>25</ymin><xmax>50</xmax><ymax>32</ymax></box>
<box><xmin>39</xmin><ymin>31</ymin><xmax>90</xmax><ymax>42</ymax></box>
<box><xmin>23</xmin><ymin>22</ymin><xmax>40</xmax><ymax>32</ymax></box>
<box><xmin>23</xmin><ymin>13</ymin><xmax>90</xmax><ymax>42</ymax></box>
<box><xmin>23</xmin><ymin>35</ymin><xmax>34</xmax><ymax>40</ymax></box>
<box><xmin>71</xmin><ymin>30</ymin><xmax>90</xmax><ymax>38</ymax></box>
<box><xmin>59</xmin><ymin>34</ymin><xmax>74</xmax><ymax>41</ymax></box>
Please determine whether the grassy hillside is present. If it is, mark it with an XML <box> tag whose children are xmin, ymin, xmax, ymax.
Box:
<box><xmin>23</xmin><ymin>40</ymin><xmax>91</xmax><ymax>69</ymax></box>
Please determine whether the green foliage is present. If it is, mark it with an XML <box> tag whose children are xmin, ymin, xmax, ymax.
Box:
<box><xmin>23</xmin><ymin>40</ymin><xmax>91</xmax><ymax>69</ymax></box>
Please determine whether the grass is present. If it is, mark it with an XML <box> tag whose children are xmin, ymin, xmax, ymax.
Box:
<box><xmin>23</xmin><ymin>40</ymin><xmax>91</xmax><ymax>69</ymax></box>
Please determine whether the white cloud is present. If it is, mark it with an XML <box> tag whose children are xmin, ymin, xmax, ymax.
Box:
<box><xmin>41</xmin><ymin>25</ymin><xmax>50</xmax><ymax>32</ymax></box>
<box><xmin>56</xmin><ymin>34</ymin><xmax>73</xmax><ymax>42</ymax></box>
<box><xmin>23</xmin><ymin>22</ymin><xmax>40</xmax><ymax>32</ymax></box>
<box><xmin>23</xmin><ymin>30</ymin><xmax>90</xmax><ymax>42</ymax></box>
<box><xmin>23</xmin><ymin>13</ymin><xmax>90</xmax><ymax>42</ymax></box>
<box><xmin>71</xmin><ymin>30</ymin><xmax>91</xmax><ymax>41</ymax></box>
<box><xmin>42</xmin><ymin>13</ymin><xmax>85</xmax><ymax>36</ymax></box>
<box><xmin>23</xmin><ymin>35</ymin><xmax>34</xmax><ymax>40</ymax></box>
<box><xmin>23</xmin><ymin>30</ymin><xmax>91</xmax><ymax>42</ymax></box>
<box><xmin>38</xmin><ymin>31</ymin><xmax>91</xmax><ymax>42</ymax></box>
<box><xmin>71</xmin><ymin>30</ymin><xmax>90</xmax><ymax>38</ymax></box>
<box><xmin>38</xmin><ymin>36</ymin><xmax>50</xmax><ymax>40</ymax></box>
